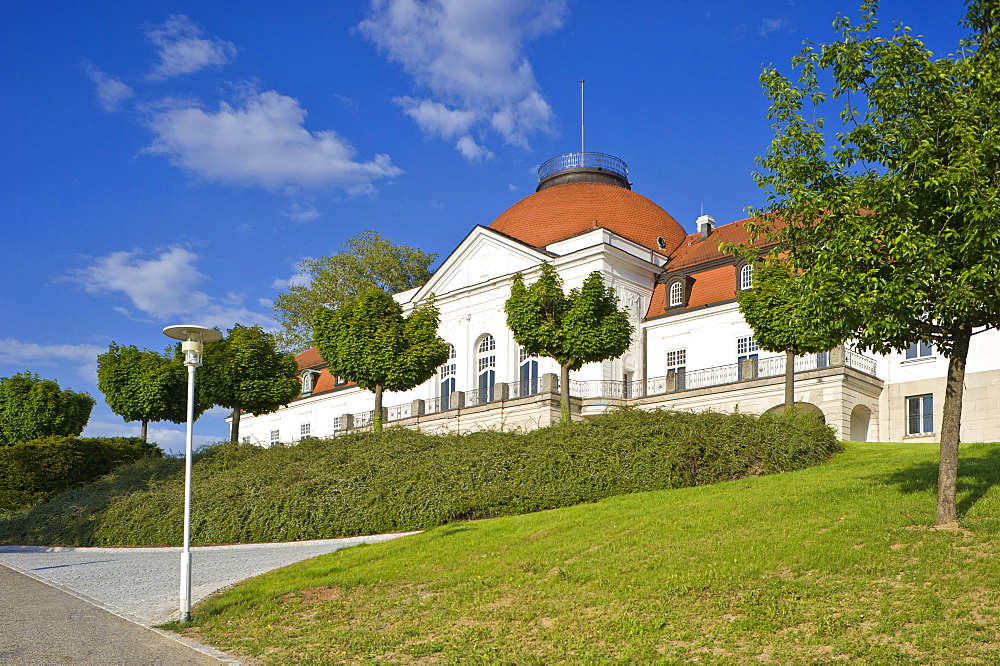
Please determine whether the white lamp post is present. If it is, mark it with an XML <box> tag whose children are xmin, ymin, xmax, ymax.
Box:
<box><xmin>163</xmin><ymin>324</ymin><xmax>223</xmax><ymax>622</ymax></box>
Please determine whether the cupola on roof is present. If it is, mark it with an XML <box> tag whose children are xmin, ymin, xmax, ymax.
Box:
<box><xmin>489</xmin><ymin>152</ymin><xmax>687</xmax><ymax>252</ymax></box>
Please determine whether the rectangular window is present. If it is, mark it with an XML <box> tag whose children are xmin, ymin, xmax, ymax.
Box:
<box><xmin>665</xmin><ymin>349</ymin><xmax>686</xmax><ymax>368</ymax></box>
<box><xmin>906</xmin><ymin>394</ymin><xmax>934</xmax><ymax>435</ymax></box>
<box><xmin>737</xmin><ymin>336</ymin><xmax>759</xmax><ymax>355</ymax></box>
<box><xmin>335</xmin><ymin>376</ymin><xmax>348</xmax><ymax>386</ymax></box>
<box><xmin>905</xmin><ymin>341</ymin><xmax>933</xmax><ymax>359</ymax></box>
<box><xmin>332</xmin><ymin>417</ymin><xmax>342</xmax><ymax>432</ymax></box>
<box><xmin>478</xmin><ymin>355</ymin><xmax>495</xmax><ymax>372</ymax></box>
<box><xmin>241</xmin><ymin>436</ymin><xmax>250</xmax><ymax>444</ymax></box>
<box><xmin>300</xmin><ymin>423</ymin><xmax>311</xmax><ymax>439</ymax></box>
<box><xmin>269</xmin><ymin>429</ymin><xmax>280</xmax><ymax>445</ymax></box>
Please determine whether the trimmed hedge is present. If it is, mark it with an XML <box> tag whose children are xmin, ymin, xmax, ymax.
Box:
<box><xmin>0</xmin><ymin>436</ymin><xmax>162</xmax><ymax>513</ymax></box>
<box><xmin>0</xmin><ymin>408</ymin><xmax>838</xmax><ymax>546</ymax></box>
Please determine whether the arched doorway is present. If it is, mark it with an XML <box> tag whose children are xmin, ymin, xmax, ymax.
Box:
<box><xmin>850</xmin><ymin>405</ymin><xmax>872</xmax><ymax>442</ymax></box>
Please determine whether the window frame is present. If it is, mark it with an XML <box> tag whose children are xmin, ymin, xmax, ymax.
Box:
<box><xmin>904</xmin><ymin>341</ymin><xmax>934</xmax><ymax>360</ymax></box>
<box><xmin>668</xmin><ymin>281</ymin><xmax>684</xmax><ymax>307</ymax></box>
<box><xmin>739</xmin><ymin>263</ymin><xmax>754</xmax><ymax>291</ymax></box>
<box><xmin>905</xmin><ymin>394</ymin><xmax>934</xmax><ymax>435</ymax></box>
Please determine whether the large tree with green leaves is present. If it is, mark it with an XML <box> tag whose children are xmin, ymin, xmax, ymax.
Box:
<box><xmin>505</xmin><ymin>262</ymin><xmax>634</xmax><ymax>425</ymax></box>
<box><xmin>97</xmin><ymin>343</ymin><xmax>210</xmax><ymax>442</ymax></box>
<box><xmin>200</xmin><ymin>325</ymin><xmax>301</xmax><ymax>443</ymax></box>
<box><xmin>273</xmin><ymin>230</ymin><xmax>437</xmax><ymax>352</ymax></box>
<box><xmin>737</xmin><ymin>258</ymin><xmax>846</xmax><ymax>408</ymax></box>
<box><xmin>313</xmin><ymin>288</ymin><xmax>449</xmax><ymax>433</ymax></box>
<box><xmin>748</xmin><ymin>0</ymin><xmax>1000</xmax><ymax>525</ymax></box>
<box><xmin>0</xmin><ymin>372</ymin><xmax>95</xmax><ymax>446</ymax></box>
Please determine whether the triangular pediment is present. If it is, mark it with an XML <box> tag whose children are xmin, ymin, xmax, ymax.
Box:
<box><xmin>404</xmin><ymin>226</ymin><xmax>550</xmax><ymax>305</ymax></box>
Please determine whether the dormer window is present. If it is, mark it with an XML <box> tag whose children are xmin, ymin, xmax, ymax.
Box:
<box><xmin>300</xmin><ymin>369</ymin><xmax>320</xmax><ymax>396</ymax></box>
<box><xmin>739</xmin><ymin>263</ymin><xmax>754</xmax><ymax>291</ymax></box>
<box><xmin>669</xmin><ymin>281</ymin><xmax>684</xmax><ymax>307</ymax></box>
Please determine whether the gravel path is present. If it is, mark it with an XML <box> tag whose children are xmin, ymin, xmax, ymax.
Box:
<box><xmin>0</xmin><ymin>532</ymin><xmax>416</xmax><ymax>627</ymax></box>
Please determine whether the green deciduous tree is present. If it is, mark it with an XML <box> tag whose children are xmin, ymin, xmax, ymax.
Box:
<box><xmin>273</xmin><ymin>230</ymin><xmax>437</xmax><ymax>352</ymax></box>
<box><xmin>200</xmin><ymin>325</ymin><xmax>301</xmax><ymax>443</ymax></box>
<box><xmin>737</xmin><ymin>258</ymin><xmax>846</xmax><ymax>407</ymax></box>
<box><xmin>505</xmin><ymin>262</ymin><xmax>634</xmax><ymax>425</ymax></box>
<box><xmin>313</xmin><ymin>288</ymin><xmax>450</xmax><ymax>433</ymax></box>
<box><xmin>748</xmin><ymin>1</ymin><xmax>1000</xmax><ymax>525</ymax></box>
<box><xmin>97</xmin><ymin>343</ymin><xmax>210</xmax><ymax>442</ymax></box>
<box><xmin>0</xmin><ymin>373</ymin><xmax>95</xmax><ymax>446</ymax></box>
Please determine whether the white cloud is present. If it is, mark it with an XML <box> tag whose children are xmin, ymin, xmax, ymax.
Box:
<box><xmin>281</xmin><ymin>202</ymin><xmax>321</xmax><ymax>222</ymax></box>
<box><xmin>456</xmin><ymin>135</ymin><xmax>493</xmax><ymax>161</ymax></box>
<box><xmin>145</xmin><ymin>89</ymin><xmax>402</xmax><ymax>193</ymax></box>
<box><xmin>146</xmin><ymin>15</ymin><xmax>237</xmax><ymax>80</ymax></box>
<box><xmin>359</xmin><ymin>0</ymin><xmax>566</xmax><ymax>159</ymax></box>
<box><xmin>394</xmin><ymin>96</ymin><xmax>475</xmax><ymax>139</ymax></box>
<box><xmin>66</xmin><ymin>246</ymin><xmax>277</xmax><ymax>331</ymax></box>
<box><xmin>271</xmin><ymin>263</ymin><xmax>312</xmax><ymax>291</ymax></box>
<box><xmin>83</xmin><ymin>63</ymin><xmax>134</xmax><ymax>112</ymax></box>
<box><xmin>758</xmin><ymin>17</ymin><xmax>792</xmax><ymax>38</ymax></box>
<box><xmin>0</xmin><ymin>339</ymin><xmax>105</xmax><ymax>384</ymax></box>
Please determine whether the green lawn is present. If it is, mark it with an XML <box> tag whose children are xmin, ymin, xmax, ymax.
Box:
<box><xmin>173</xmin><ymin>440</ymin><xmax>1000</xmax><ymax>664</ymax></box>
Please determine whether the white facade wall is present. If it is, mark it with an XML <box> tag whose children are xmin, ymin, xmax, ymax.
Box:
<box><xmin>874</xmin><ymin>328</ymin><xmax>1000</xmax><ymax>443</ymax></box>
<box><xmin>237</xmin><ymin>226</ymin><xmax>1000</xmax><ymax>446</ymax></box>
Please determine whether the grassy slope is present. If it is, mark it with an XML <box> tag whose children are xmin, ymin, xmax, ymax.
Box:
<box><xmin>175</xmin><ymin>440</ymin><xmax>1000</xmax><ymax>665</ymax></box>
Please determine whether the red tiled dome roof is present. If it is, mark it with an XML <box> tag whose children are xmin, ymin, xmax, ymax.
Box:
<box><xmin>489</xmin><ymin>182</ymin><xmax>687</xmax><ymax>252</ymax></box>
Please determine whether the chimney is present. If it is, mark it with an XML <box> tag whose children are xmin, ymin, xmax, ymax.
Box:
<box><xmin>697</xmin><ymin>214</ymin><xmax>715</xmax><ymax>240</ymax></box>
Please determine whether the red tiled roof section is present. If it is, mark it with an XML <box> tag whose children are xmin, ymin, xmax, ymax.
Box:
<box><xmin>645</xmin><ymin>265</ymin><xmax>739</xmax><ymax>318</ymax></box>
<box><xmin>295</xmin><ymin>347</ymin><xmax>353</xmax><ymax>393</ymax></box>
<box><xmin>667</xmin><ymin>217</ymin><xmax>761</xmax><ymax>270</ymax></box>
<box><xmin>295</xmin><ymin>347</ymin><xmax>323</xmax><ymax>370</ymax></box>
<box><xmin>689</xmin><ymin>265</ymin><xmax>737</xmax><ymax>308</ymax></box>
<box><xmin>646</xmin><ymin>282</ymin><xmax>666</xmax><ymax>319</ymax></box>
<box><xmin>489</xmin><ymin>182</ymin><xmax>688</xmax><ymax>252</ymax></box>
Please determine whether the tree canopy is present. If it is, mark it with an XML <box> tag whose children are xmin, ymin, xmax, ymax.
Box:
<box><xmin>505</xmin><ymin>262</ymin><xmax>634</xmax><ymax>424</ymax></box>
<box><xmin>737</xmin><ymin>258</ymin><xmax>845</xmax><ymax>407</ymax></box>
<box><xmin>748</xmin><ymin>0</ymin><xmax>1000</xmax><ymax>524</ymax></box>
<box><xmin>97</xmin><ymin>342</ymin><xmax>210</xmax><ymax>442</ymax></box>
<box><xmin>199</xmin><ymin>325</ymin><xmax>301</xmax><ymax>443</ymax></box>
<box><xmin>273</xmin><ymin>230</ymin><xmax>437</xmax><ymax>352</ymax></box>
<box><xmin>313</xmin><ymin>288</ymin><xmax>449</xmax><ymax>432</ymax></box>
<box><xmin>0</xmin><ymin>372</ymin><xmax>95</xmax><ymax>446</ymax></box>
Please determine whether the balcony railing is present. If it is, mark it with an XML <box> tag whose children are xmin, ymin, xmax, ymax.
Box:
<box><xmin>846</xmin><ymin>349</ymin><xmax>878</xmax><ymax>375</ymax></box>
<box><xmin>335</xmin><ymin>350</ymin><xmax>879</xmax><ymax>431</ymax></box>
<box><xmin>537</xmin><ymin>152</ymin><xmax>628</xmax><ymax>183</ymax></box>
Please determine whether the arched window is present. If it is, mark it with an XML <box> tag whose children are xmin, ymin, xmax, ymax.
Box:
<box><xmin>476</xmin><ymin>334</ymin><xmax>496</xmax><ymax>404</ymax></box>
<box><xmin>740</xmin><ymin>263</ymin><xmax>754</xmax><ymax>291</ymax></box>
<box><xmin>300</xmin><ymin>369</ymin><xmax>320</xmax><ymax>396</ymax></box>
<box><xmin>668</xmin><ymin>281</ymin><xmax>684</xmax><ymax>307</ymax></box>
<box><xmin>439</xmin><ymin>343</ymin><xmax>456</xmax><ymax>409</ymax></box>
<box><xmin>519</xmin><ymin>347</ymin><xmax>539</xmax><ymax>396</ymax></box>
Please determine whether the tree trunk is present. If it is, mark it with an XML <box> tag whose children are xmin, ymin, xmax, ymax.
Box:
<box><xmin>936</xmin><ymin>325</ymin><xmax>971</xmax><ymax>526</ymax></box>
<box><xmin>373</xmin><ymin>383</ymin><xmax>384</xmax><ymax>433</ymax></box>
<box><xmin>230</xmin><ymin>408</ymin><xmax>241</xmax><ymax>444</ymax></box>
<box><xmin>559</xmin><ymin>364</ymin><xmax>571</xmax><ymax>425</ymax></box>
<box><xmin>784</xmin><ymin>349</ymin><xmax>796</xmax><ymax>408</ymax></box>
<box><xmin>140</xmin><ymin>420</ymin><xmax>148</xmax><ymax>443</ymax></box>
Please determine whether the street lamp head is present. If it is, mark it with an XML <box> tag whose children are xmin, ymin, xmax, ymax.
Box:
<box><xmin>163</xmin><ymin>325</ymin><xmax>224</xmax><ymax>367</ymax></box>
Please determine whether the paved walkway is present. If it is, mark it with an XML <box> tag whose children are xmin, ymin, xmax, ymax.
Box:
<box><xmin>0</xmin><ymin>564</ymin><xmax>232</xmax><ymax>665</ymax></box>
<box><xmin>0</xmin><ymin>533</ymin><xmax>416</xmax><ymax>664</ymax></box>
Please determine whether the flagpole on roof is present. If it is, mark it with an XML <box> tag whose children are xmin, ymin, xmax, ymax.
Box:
<box><xmin>580</xmin><ymin>79</ymin><xmax>585</xmax><ymax>156</ymax></box>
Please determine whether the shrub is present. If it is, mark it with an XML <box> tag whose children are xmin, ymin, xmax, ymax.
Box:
<box><xmin>0</xmin><ymin>436</ymin><xmax>161</xmax><ymax>513</ymax></box>
<box><xmin>0</xmin><ymin>409</ymin><xmax>838</xmax><ymax>546</ymax></box>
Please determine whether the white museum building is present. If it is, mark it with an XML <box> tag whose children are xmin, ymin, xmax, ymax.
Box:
<box><xmin>237</xmin><ymin>153</ymin><xmax>1000</xmax><ymax>445</ymax></box>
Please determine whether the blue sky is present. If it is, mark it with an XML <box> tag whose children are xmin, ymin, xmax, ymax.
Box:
<box><xmin>0</xmin><ymin>1</ymin><xmax>969</xmax><ymax>453</ymax></box>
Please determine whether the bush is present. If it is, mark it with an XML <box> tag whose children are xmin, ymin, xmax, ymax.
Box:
<box><xmin>0</xmin><ymin>409</ymin><xmax>839</xmax><ymax>546</ymax></box>
<box><xmin>0</xmin><ymin>436</ymin><xmax>161</xmax><ymax>513</ymax></box>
